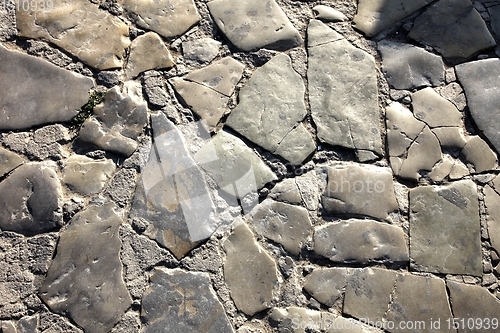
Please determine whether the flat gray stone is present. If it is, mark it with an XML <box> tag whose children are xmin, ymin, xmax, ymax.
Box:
<box><xmin>16</xmin><ymin>0</ymin><xmax>130</xmax><ymax>69</ymax></box>
<box><xmin>322</xmin><ymin>163</ymin><xmax>398</xmax><ymax>220</ymax></box>
<box><xmin>39</xmin><ymin>203</ymin><xmax>131</xmax><ymax>333</ymax></box>
<box><xmin>125</xmin><ymin>32</ymin><xmax>174</xmax><ymax>79</ymax></box>
<box><xmin>484</xmin><ymin>185</ymin><xmax>500</xmax><ymax>256</ymax></box>
<box><xmin>121</xmin><ymin>0</ymin><xmax>200</xmax><ymax>39</ymax></box>
<box><xmin>409</xmin><ymin>180</ymin><xmax>482</xmax><ymax>276</ymax></box>
<box><xmin>141</xmin><ymin>268</ymin><xmax>233</xmax><ymax>333</ymax></box>
<box><xmin>270</xmin><ymin>179</ymin><xmax>302</xmax><ymax>205</ymax></box>
<box><xmin>461</xmin><ymin>136</ymin><xmax>497</xmax><ymax>172</ymax></box>
<box><xmin>308</xmin><ymin>20</ymin><xmax>382</xmax><ymax>158</ymax></box>
<box><xmin>226</xmin><ymin>54</ymin><xmax>315</xmax><ymax>165</ymax></box>
<box><xmin>412</xmin><ymin>88</ymin><xmax>462</xmax><ymax>127</ymax></box>
<box><xmin>208</xmin><ymin>0</ymin><xmax>302</xmax><ymax>51</ymax></box>
<box><xmin>432</xmin><ymin>127</ymin><xmax>467</xmax><ymax>149</ymax></box>
<box><xmin>313</xmin><ymin>219</ymin><xmax>408</xmax><ymax>264</ymax></box>
<box><xmin>0</xmin><ymin>163</ymin><xmax>62</xmax><ymax>236</ymax></box>
<box><xmin>303</xmin><ymin>268</ymin><xmax>349</xmax><ymax>307</ymax></box>
<box><xmin>182</xmin><ymin>38</ymin><xmax>221</xmax><ymax>66</ymax></box>
<box><xmin>0</xmin><ymin>147</ymin><xmax>24</xmax><ymax>178</ymax></box>
<box><xmin>429</xmin><ymin>155</ymin><xmax>455</xmax><ymax>182</ymax></box>
<box><xmin>224</xmin><ymin>220</ymin><xmax>279</xmax><ymax>316</ymax></box>
<box><xmin>0</xmin><ymin>44</ymin><xmax>94</xmax><ymax>131</ymax></box>
<box><xmin>378</xmin><ymin>40</ymin><xmax>445</xmax><ymax>90</ymax></box>
<box><xmin>312</xmin><ymin>5</ymin><xmax>347</xmax><ymax>22</ymax></box>
<box><xmin>489</xmin><ymin>4</ymin><xmax>500</xmax><ymax>38</ymax></box>
<box><xmin>79</xmin><ymin>81</ymin><xmax>148</xmax><ymax>157</ymax></box>
<box><xmin>409</xmin><ymin>0</ymin><xmax>496</xmax><ymax>61</ymax></box>
<box><xmin>386</xmin><ymin>102</ymin><xmax>426</xmax><ymax>158</ymax></box>
<box><xmin>62</xmin><ymin>155</ymin><xmax>116</xmax><ymax>195</ymax></box>
<box><xmin>295</xmin><ymin>170</ymin><xmax>319</xmax><ymax>211</ymax></box>
<box><xmin>456</xmin><ymin>59</ymin><xmax>500</xmax><ymax>154</ymax></box>
<box><xmin>353</xmin><ymin>0</ymin><xmax>433</xmax><ymax>36</ymax></box>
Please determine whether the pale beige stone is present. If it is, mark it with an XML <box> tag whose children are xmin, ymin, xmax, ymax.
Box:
<box><xmin>412</xmin><ymin>87</ymin><xmax>462</xmax><ymax>127</ymax></box>
<box><xmin>126</xmin><ymin>32</ymin><xmax>174</xmax><ymax>78</ymax></box>
<box><xmin>63</xmin><ymin>155</ymin><xmax>116</xmax><ymax>195</ymax></box>
<box><xmin>0</xmin><ymin>147</ymin><xmax>24</xmax><ymax>178</ymax></box>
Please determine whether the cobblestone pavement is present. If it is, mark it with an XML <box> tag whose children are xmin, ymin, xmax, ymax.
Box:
<box><xmin>1</xmin><ymin>0</ymin><xmax>500</xmax><ymax>332</ymax></box>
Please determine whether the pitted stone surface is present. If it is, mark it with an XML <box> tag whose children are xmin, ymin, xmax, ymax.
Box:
<box><xmin>303</xmin><ymin>268</ymin><xmax>350</xmax><ymax>307</ymax></box>
<box><xmin>462</xmin><ymin>136</ymin><xmax>498</xmax><ymax>172</ymax></box>
<box><xmin>0</xmin><ymin>147</ymin><xmax>24</xmax><ymax>178</ymax></box>
<box><xmin>125</xmin><ymin>32</ymin><xmax>174</xmax><ymax>79</ymax></box>
<box><xmin>182</xmin><ymin>38</ymin><xmax>221</xmax><ymax>66</ymax></box>
<box><xmin>39</xmin><ymin>203</ymin><xmax>131</xmax><ymax>333</ymax></box>
<box><xmin>62</xmin><ymin>155</ymin><xmax>116</xmax><ymax>195</ymax></box>
<box><xmin>484</xmin><ymin>185</ymin><xmax>500</xmax><ymax>256</ymax></box>
<box><xmin>411</xmin><ymin>88</ymin><xmax>462</xmax><ymax>127</ymax></box>
<box><xmin>16</xmin><ymin>0</ymin><xmax>130</xmax><ymax>70</ymax></box>
<box><xmin>308</xmin><ymin>20</ymin><xmax>382</xmax><ymax>158</ymax></box>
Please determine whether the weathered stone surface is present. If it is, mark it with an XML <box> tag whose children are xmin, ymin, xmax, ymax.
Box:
<box><xmin>39</xmin><ymin>203</ymin><xmax>131</xmax><ymax>333</ymax></box>
<box><xmin>141</xmin><ymin>268</ymin><xmax>233</xmax><ymax>333</ymax></box>
<box><xmin>79</xmin><ymin>81</ymin><xmax>148</xmax><ymax>157</ymax></box>
<box><xmin>121</xmin><ymin>0</ymin><xmax>200</xmax><ymax>39</ymax></box>
<box><xmin>462</xmin><ymin>136</ymin><xmax>497</xmax><ymax>172</ymax></box>
<box><xmin>208</xmin><ymin>0</ymin><xmax>302</xmax><ymax>51</ymax></box>
<box><xmin>0</xmin><ymin>163</ymin><xmax>62</xmax><ymax>236</ymax></box>
<box><xmin>62</xmin><ymin>155</ymin><xmax>116</xmax><ymax>195</ymax></box>
<box><xmin>322</xmin><ymin>163</ymin><xmax>398</xmax><ymax>220</ymax></box>
<box><xmin>314</xmin><ymin>219</ymin><xmax>408</xmax><ymax>264</ymax></box>
<box><xmin>485</xmin><ymin>185</ymin><xmax>500</xmax><ymax>255</ymax></box>
<box><xmin>456</xmin><ymin>59</ymin><xmax>500</xmax><ymax>153</ymax></box>
<box><xmin>224</xmin><ymin>221</ymin><xmax>279</xmax><ymax>316</ymax></box>
<box><xmin>295</xmin><ymin>170</ymin><xmax>319</xmax><ymax>211</ymax></box>
<box><xmin>227</xmin><ymin>54</ymin><xmax>315</xmax><ymax>164</ymax></box>
<box><xmin>353</xmin><ymin>0</ymin><xmax>433</xmax><ymax>36</ymax></box>
<box><xmin>386</xmin><ymin>102</ymin><xmax>426</xmax><ymax>157</ymax></box>
<box><xmin>312</xmin><ymin>5</ymin><xmax>347</xmax><ymax>22</ymax></box>
<box><xmin>303</xmin><ymin>268</ymin><xmax>349</xmax><ymax>307</ymax></box>
<box><xmin>409</xmin><ymin>180</ymin><xmax>482</xmax><ymax>275</ymax></box>
<box><xmin>0</xmin><ymin>147</ymin><xmax>24</xmax><ymax>178</ymax></box>
<box><xmin>130</xmin><ymin>113</ymin><xmax>215</xmax><ymax>259</ymax></box>
<box><xmin>429</xmin><ymin>155</ymin><xmax>455</xmax><ymax>182</ymax></box>
<box><xmin>269</xmin><ymin>307</ymin><xmax>326</xmax><ymax>333</ymax></box>
<box><xmin>250</xmin><ymin>199</ymin><xmax>312</xmax><ymax>256</ymax></box>
<box><xmin>16</xmin><ymin>0</ymin><xmax>130</xmax><ymax>69</ymax></box>
<box><xmin>432</xmin><ymin>127</ymin><xmax>467</xmax><ymax>149</ymax></box>
<box><xmin>270</xmin><ymin>178</ymin><xmax>302</xmax><ymax>204</ymax></box>
<box><xmin>409</xmin><ymin>0</ymin><xmax>496</xmax><ymax>61</ymax></box>
<box><xmin>0</xmin><ymin>44</ymin><xmax>93</xmax><ymax>131</ymax></box>
<box><xmin>378</xmin><ymin>40</ymin><xmax>445</xmax><ymax>90</ymax></box>
<box><xmin>182</xmin><ymin>38</ymin><xmax>221</xmax><ymax>66</ymax></box>
<box><xmin>411</xmin><ymin>88</ymin><xmax>462</xmax><ymax>127</ymax></box>
<box><xmin>126</xmin><ymin>32</ymin><xmax>174</xmax><ymax>78</ymax></box>
<box><xmin>308</xmin><ymin>20</ymin><xmax>382</xmax><ymax>158</ymax></box>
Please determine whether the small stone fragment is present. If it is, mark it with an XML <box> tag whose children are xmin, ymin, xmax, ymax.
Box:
<box><xmin>386</xmin><ymin>102</ymin><xmax>426</xmax><ymax>157</ymax></box>
<box><xmin>269</xmin><ymin>307</ymin><xmax>325</xmax><ymax>333</ymax></box>
<box><xmin>312</xmin><ymin>5</ymin><xmax>347</xmax><ymax>22</ymax></box>
<box><xmin>449</xmin><ymin>160</ymin><xmax>470</xmax><ymax>180</ymax></box>
<box><xmin>182</xmin><ymin>38</ymin><xmax>221</xmax><ymax>66</ymax></box>
<box><xmin>63</xmin><ymin>155</ymin><xmax>116</xmax><ymax>195</ymax></box>
<box><xmin>484</xmin><ymin>185</ymin><xmax>500</xmax><ymax>255</ymax></box>
<box><xmin>126</xmin><ymin>32</ymin><xmax>174</xmax><ymax>78</ymax></box>
<box><xmin>270</xmin><ymin>179</ymin><xmax>302</xmax><ymax>204</ymax></box>
<box><xmin>295</xmin><ymin>170</ymin><xmax>319</xmax><ymax>211</ymax></box>
<box><xmin>461</xmin><ymin>136</ymin><xmax>498</xmax><ymax>172</ymax></box>
<box><xmin>429</xmin><ymin>155</ymin><xmax>455</xmax><ymax>182</ymax></box>
<box><xmin>0</xmin><ymin>147</ymin><xmax>24</xmax><ymax>178</ymax></box>
<box><xmin>431</xmin><ymin>127</ymin><xmax>467</xmax><ymax>149</ymax></box>
<box><xmin>303</xmin><ymin>268</ymin><xmax>349</xmax><ymax>307</ymax></box>
<box><xmin>411</xmin><ymin>87</ymin><xmax>462</xmax><ymax>127</ymax></box>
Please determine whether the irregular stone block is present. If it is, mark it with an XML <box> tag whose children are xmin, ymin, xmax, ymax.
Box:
<box><xmin>308</xmin><ymin>20</ymin><xmax>382</xmax><ymax>158</ymax></box>
<box><xmin>312</xmin><ymin>5</ymin><xmax>347</xmax><ymax>22</ymax></box>
<box><xmin>39</xmin><ymin>203</ymin><xmax>131</xmax><ymax>333</ymax></box>
<box><xmin>126</xmin><ymin>32</ymin><xmax>174</xmax><ymax>78</ymax></box>
<box><xmin>409</xmin><ymin>180</ymin><xmax>482</xmax><ymax>276</ymax></box>
<box><xmin>484</xmin><ymin>185</ymin><xmax>500</xmax><ymax>256</ymax></box>
<box><xmin>429</xmin><ymin>155</ymin><xmax>455</xmax><ymax>182</ymax></box>
<box><xmin>182</xmin><ymin>38</ymin><xmax>221</xmax><ymax>66</ymax></box>
<box><xmin>303</xmin><ymin>268</ymin><xmax>350</xmax><ymax>307</ymax></box>
<box><xmin>0</xmin><ymin>44</ymin><xmax>94</xmax><ymax>131</ymax></box>
<box><xmin>489</xmin><ymin>4</ymin><xmax>500</xmax><ymax>39</ymax></box>
<box><xmin>141</xmin><ymin>268</ymin><xmax>233</xmax><ymax>332</ymax></box>
<box><xmin>62</xmin><ymin>155</ymin><xmax>116</xmax><ymax>195</ymax></box>
<box><xmin>386</xmin><ymin>102</ymin><xmax>426</xmax><ymax>157</ymax></box>
<box><xmin>411</xmin><ymin>87</ymin><xmax>462</xmax><ymax>127</ymax></box>
<box><xmin>16</xmin><ymin>0</ymin><xmax>130</xmax><ymax>69</ymax></box>
<box><xmin>295</xmin><ymin>170</ymin><xmax>319</xmax><ymax>211</ymax></box>
<box><xmin>270</xmin><ymin>178</ymin><xmax>302</xmax><ymax>205</ymax></box>
<box><xmin>432</xmin><ymin>127</ymin><xmax>467</xmax><ymax>149</ymax></box>
<box><xmin>0</xmin><ymin>147</ymin><xmax>24</xmax><ymax>178</ymax></box>
<box><xmin>461</xmin><ymin>136</ymin><xmax>498</xmax><ymax>172</ymax></box>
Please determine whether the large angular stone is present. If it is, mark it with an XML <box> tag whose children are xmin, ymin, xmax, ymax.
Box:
<box><xmin>409</xmin><ymin>0</ymin><xmax>496</xmax><ymax>61</ymax></box>
<box><xmin>0</xmin><ymin>44</ymin><xmax>94</xmax><ymax>131</ymax></box>
<box><xmin>79</xmin><ymin>81</ymin><xmax>148</xmax><ymax>157</ymax></box>
<box><xmin>303</xmin><ymin>268</ymin><xmax>350</xmax><ymax>307</ymax></box>
<box><xmin>456</xmin><ymin>59</ymin><xmax>500</xmax><ymax>154</ymax></box>
<box><xmin>0</xmin><ymin>147</ymin><xmax>24</xmax><ymax>178</ymax></box>
<box><xmin>208</xmin><ymin>0</ymin><xmax>302</xmax><ymax>51</ymax></box>
<box><xmin>16</xmin><ymin>0</ymin><xmax>130</xmax><ymax>69</ymax></box>
<box><xmin>130</xmin><ymin>113</ymin><xmax>216</xmax><ymax>259</ymax></box>
<box><xmin>313</xmin><ymin>219</ymin><xmax>408</xmax><ymax>264</ymax></box>
<box><xmin>308</xmin><ymin>20</ymin><xmax>382</xmax><ymax>158</ymax></box>
<box><xmin>0</xmin><ymin>163</ymin><xmax>62</xmax><ymax>236</ymax></box>
<box><xmin>125</xmin><ymin>32</ymin><xmax>174</xmax><ymax>79</ymax></box>
<box><xmin>62</xmin><ymin>155</ymin><xmax>116</xmax><ymax>195</ymax></box>
<box><xmin>226</xmin><ymin>54</ymin><xmax>315</xmax><ymax>165</ymax></box>
<box><xmin>484</xmin><ymin>185</ymin><xmax>500</xmax><ymax>255</ymax></box>
<box><xmin>141</xmin><ymin>268</ymin><xmax>233</xmax><ymax>333</ymax></box>
<box><xmin>411</xmin><ymin>88</ymin><xmax>462</xmax><ymax>127</ymax></box>
<box><xmin>39</xmin><ymin>203</ymin><xmax>131</xmax><ymax>333</ymax></box>
<box><xmin>409</xmin><ymin>180</ymin><xmax>482</xmax><ymax>276</ymax></box>
<box><xmin>223</xmin><ymin>221</ymin><xmax>279</xmax><ymax>316</ymax></box>
<box><xmin>461</xmin><ymin>136</ymin><xmax>498</xmax><ymax>172</ymax></box>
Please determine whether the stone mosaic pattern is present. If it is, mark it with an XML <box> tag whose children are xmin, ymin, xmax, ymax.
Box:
<box><xmin>1</xmin><ymin>0</ymin><xmax>500</xmax><ymax>332</ymax></box>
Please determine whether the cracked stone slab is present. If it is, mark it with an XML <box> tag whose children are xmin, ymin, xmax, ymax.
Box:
<box><xmin>121</xmin><ymin>0</ymin><xmax>200</xmax><ymax>39</ymax></box>
<box><xmin>461</xmin><ymin>136</ymin><xmax>498</xmax><ymax>172</ymax></box>
<box><xmin>312</xmin><ymin>5</ymin><xmax>347</xmax><ymax>22</ymax></box>
<box><xmin>182</xmin><ymin>38</ymin><xmax>221</xmax><ymax>66</ymax></box>
<box><xmin>322</xmin><ymin>163</ymin><xmax>398</xmax><ymax>220</ymax></box>
<box><xmin>409</xmin><ymin>180</ymin><xmax>482</xmax><ymax>276</ymax></box>
<box><xmin>411</xmin><ymin>88</ymin><xmax>462</xmax><ymax>127</ymax></box>
<box><xmin>270</xmin><ymin>171</ymin><xmax>319</xmax><ymax>210</ymax></box>
<box><xmin>39</xmin><ymin>203</ymin><xmax>131</xmax><ymax>333</ymax></box>
<box><xmin>208</xmin><ymin>0</ymin><xmax>302</xmax><ymax>51</ymax></box>
<box><xmin>485</xmin><ymin>185</ymin><xmax>500</xmax><ymax>256</ymax></box>
<box><xmin>226</xmin><ymin>53</ymin><xmax>315</xmax><ymax>165</ymax></box>
<box><xmin>378</xmin><ymin>40</ymin><xmax>445</xmax><ymax>90</ymax></box>
<box><xmin>79</xmin><ymin>81</ymin><xmax>148</xmax><ymax>157</ymax></box>
<box><xmin>62</xmin><ymin>155</ymin><xmax>116</xmax><ymax>195</ymax></box>
<box><xmin>308</xmin><ymin>20</ymin><xmax>382</xmax><ymax>159</ymax></box>
<box><xmin>141</xmin><ymin>268</ymin><xmax>234</xmax><ymax>333</ymax></box>
<box><xmin>125</xmin><ymin>32</ymin><xmax>174</xmax><ymax>79</ymax></box>
<box><xmin>16</xmin><ymin>0</ymin><xmax>130</xmax><ymax>69</ymax></box>
<box><xmin>303</xmin><ymin>268</ymin><xmax>350</xmax><ymax>307</ymax></box>
<box><xmin>0</xmin><ymin>44</ymin><xmax>94</xmax><ymax>131</ymax></box>
<box><xmin>0</xmin><ymin>163</ymin><xmax>62</xmax><ymax>236</ymax></box>
<box><xmin>409</xmin><ymin>0</ymin><xmax>496</xmax><ymax>61</ymax></box>
<box><xmin>223</xmin><ymin>220</ymin><xmax>279</xmax><ymax>316</ymax></box>
<box><xmin>0</xmin><ymin>147</ymin><xmax>24</xmax><ymax>178</ymax></box>
<box><xmin>313</xmin><ymin>219</ymin><xmax>408</xmax><ymax>264</ymax></box>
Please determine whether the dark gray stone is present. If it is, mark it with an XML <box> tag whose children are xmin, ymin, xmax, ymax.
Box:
<box><xmin>484</xmin><ymin>185</ymin><xmax>500</xmax><ymax>256</ymax></box>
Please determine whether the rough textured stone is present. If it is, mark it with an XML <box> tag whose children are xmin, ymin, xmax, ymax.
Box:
<box><xmin>456</xmin><ymin>59</ymin><xmax>500</xmax><ymax>154</ymax></box>
<box><xmin>308</xmin><ymin>20</ymin><xmax>382</xmax><ymax>158</ymax></box>
<box><xmin>16</xmin><ymin>0</ymin><xmax>130</xmax><ymax>69</ymax></box>
<box><xmin>79</xmin><ymin>81</ymin><xmax>148</xmax><ymax>157</ymax></box>
<box><xmin>62</xmin><ymin>155</ymin><xmax>116</xmax><ymax>195</ymax></box>
<box><xmin>141</xmin><ymin>268</ymin><xmax>233</xmax><ymax>333</ymax></box>
<box><xmin>269</xmin><ymin>307</ymin><xmax>326</xmax><ymax>333</ymax></box>
<box><xmin>0</xmin><ymin>147</ymin><xmax>24</xmax><ymax>178</ymax></box>
<box><xmin>126</xmin><ymin>32</ymin><xmax>174</xmax><ymax>78</ymax></box>
<box><xmin>0</xmin><ymin>44</ymin><xmax>94</xmax><ymax>131</ymax></box>
<box><xmin>409</xmin><ymin>180</ymin><xmax>482</xmax><ymax>275</ymax></box>
<box><xmin>295</xmin><ymin>170</ymin><xmax>319</xmax><ymax>211</ymax></box>
<box><xmin>411</xmin><ymin>88</ymin><xmax>462</xmax><ymax>127</ymax></box>
<box><xmin>485</xmin><ymin>185</ymin><xmax>500</xmax><ymax>256</ymax></box>
<box><xmin>322</xmin><ymin>163</ymin><xmax>398</xmax><ymax>220</ymax></box>
<box><xmin>462</xmin><ymin>136</ymin><xmax>498</xmax><ymax>172</ymax></box>
<box><xmin>270</xmin><ymin>178</ymin><xmax>302</xmax><ymax>204</ymax></box>
<box><xmin>39</xmin><ymin>203</ymin><xmax>131</xmax><ymax>333</ymax></box>
<box><xmin>0</xmin><ymin>163</ymin><xmax>62</xmax><ymax>236</ymax></box>
<box><xmin>312</xmin><ymin>5</ymin><xmax>347</xmax><ymax>22</ymax></box>
<box><xmin>303</xmin><ymin>268</ymin><xmax>349</xmax><ymax>307</ymax></box>
<box><xmin>208</xmin><ymin>0</ymin><xmax>302</xmax><ymax>51</ymax></box>
<box><xmin>182</xmin><ymin>38</ymin><xmax>221</xmax><ymax>66</ymax></box>
<box><xmin>227</xmin><ymin>54</ymin><xmax>315</xmax><ymax>165</ymax></box>
<box><xmin>314</xmin><ymin>219</ymin><xmax>408</xmax><ymax>264</ymax></box>
<box><xmin>224</xmin><ymin>221</ymin><xmax>279</xmax><ymax>316</ymax></box>
<box><xmin>409</xmin><ymin>0</ymin><xmax>496</xmax><ymax>61</ymax></box>
<box><xmin>378</xmin><ymin>40</ymin><xmax>445</xmax><ymax>90</ymax></box>
<box><xmin>121</xmin><ymin>0</ymin><xmax>200</xmax><ymax>39</ymax></box>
